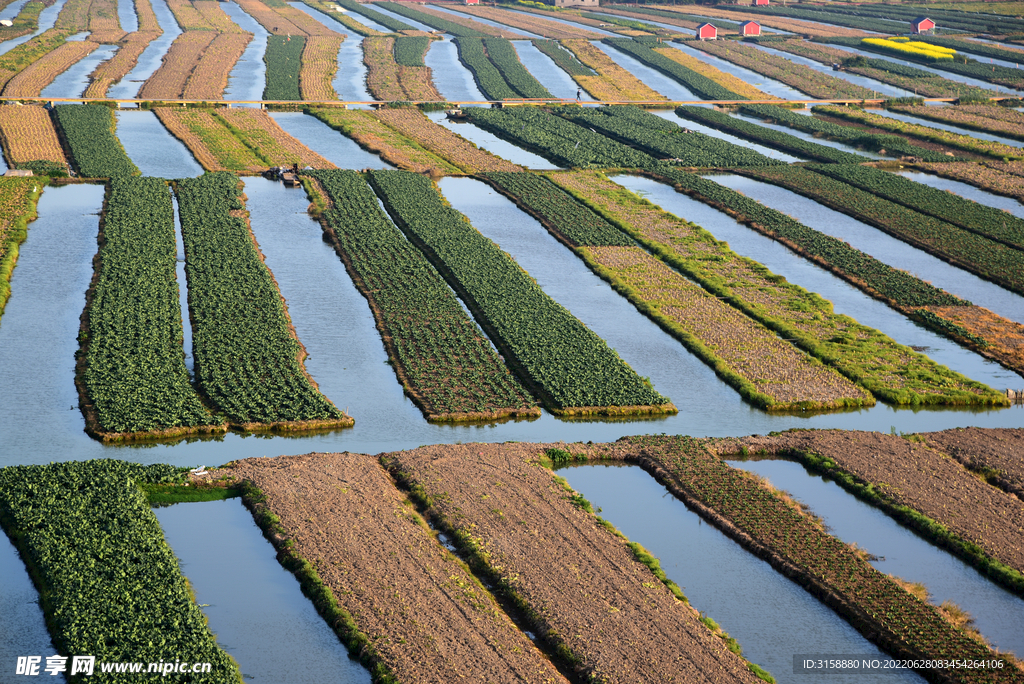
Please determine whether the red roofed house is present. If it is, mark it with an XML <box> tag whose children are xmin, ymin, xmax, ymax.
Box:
<box><xmin>465</xmin><ymin>0</ymin><xmax>479</xmax><ymax>4</ymax></box>
<box><xmin>754</xmin><ymin>0</ymin><xmax>770</xmax><ymax>6</ymax></box>
<box><xmin>912</xmin><ymin>16</ymin><xmax>935</xmax><ymax>34</ymax></box>
<box><xmin>740</xmin><ymin>20</ymin><xmax>761</xmax><ymax>37</ymax></box>
<box><xmin>696</xmin><ymin>22</ymin><xmax>717</xmax><ymax>40</ymax></box>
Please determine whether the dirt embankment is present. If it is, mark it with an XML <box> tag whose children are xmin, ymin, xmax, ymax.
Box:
<box><xmin>224</xmin><ymin>452</ymin><xmax>565</xmax><ymax>684</ymax></box>
<box><xmin>730</xmin><ymin>430</ymin><xmax>1024</xmax><ymax>580</ymax></box>
<box><xmin>383</xmin><ymin>442</ymin><xmax>762</xmax><ymax>684</ymax></box>
<box><xmin>922</xmin><ymin>427</ymin><xmax>1024</xmax><ymax>502</ymax></box>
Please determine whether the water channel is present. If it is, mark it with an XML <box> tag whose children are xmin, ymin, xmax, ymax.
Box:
<box><xmin>895</xmin><ymin>169</ymin><xmax>1024</xmax><ymax>215</ymax></box>
<box><xmin>106</xmin><ymin>0</ymin><xmax>180</xmax><ymax>99</ymax></box>
<box><xmin>751</xmin><ymin>43</ymin><xmax>918</xmax><ymax>99</ymax></box>
<box><xmin>731</xmin><ymin>111</ymin><xmax>887</xmax><ymax>159</ymax></box>
<box><xmin>270</xmin><ymin>112</ymin><xmax>392</xmax><ymax>169</ymax></box>
<box><xmin>0</xmin><ymin>0</ymin><xmax>65</xmax><ymax>57</ymax></box>
<box><xmin>364</xmin><ymin>3</ymin><xmax>433</xmax><ymax>33</ymax></box>
<box><xmin>430</xmin><ymin>5</ymin><xmax>543</xmax><ymax>39</ymax></box>
<box><xmin>0</xmin><ymin>531</ymin><xmax>55</xmax><ymax>675</ymax></box>
<box><xmin>289</xmin><ymin>4</ymin><xmax>374</xmax><ymax>103</ymax></box>
<box><xmin>117</xmin><ymin>0</ymin><xmax>137</xmax><ymax>33</ymax></box>
<box><xmin>115</xmin><ymin>109</ymin><xmax>204</xmax><ymax>178</ymax></box>
<box><xmin>871</xmin><ymin>107</ymin><xmax>1024</xmax><ymax>150</ymax></box>
<box><xmin>557</xmin><ymin>463</ymin><xmax>925</xmax><ymax>684</ymax></box>
<box><xmin>41</xmin><ymin>44</ymin><xmax>117</xmax><ymax>99</ymax></box>
<box><xmin>667</xmin><ymin>41</ymin><xmax>808</xmax><ymax>101</ymax></box>
<box><xmin>728</xmin><ymin>458</ymin><xmax>1024</xmax><ymax>658</ymax></box>
<box><xmin>156</xmin><ymin>499</ymin><xmax>372</xmax><ymax>683</ymax></box>
<box><xmin>0</xmin><ymin>0</ymin><xmax>30</xmax><ymax>22</ymax></box>
<box><xmin>512</xmin><ymin>39</ymin><xmax>588</xmax><ymax>101</ymax></box>
<box><xmin>425</xmin><ymin>37</ymin><xmax>485</xmax><ymax>102</ymax></box>
<box><xmin>651</xmin><ymin>109</ymin><xmax>804</xmax><ymax>163</ymax></box>
<box><xmin>425</xmin><ymin>110</ymin><xmax>557</xmax><ymax>169</ymax></box>
<box><xmin>594</xmin><ymin>40</ymin><xmax>697</xmax><ymax>101</ymax></box>
<box><xmin>223</xmin><ymin>1</ymin><xmax>269</xmax><ymax>103</ymax></box>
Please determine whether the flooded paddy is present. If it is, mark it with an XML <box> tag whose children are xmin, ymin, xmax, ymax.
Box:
<box><xmin>728</xmin><ymin>458</ymin><xmax>1024</xmax><ymax>658</ymax></box>
<box><xmin>0</xmin><ymin>531</ymin><xmax>55</xmax><ymax>674</ymax></box>
<box><xmin>557</xmin><ymin>463</ymin><xmax>925</xmax><ymax>684</ymax></box>
<box><xmin>155</xmin><ymin>499</ymin><xmax>371</xmax><ymax>683</ymax></box>
<box><xmin>425</xmin><ymin>110</ymin><xmax>557</xmax><ymax>168</ymax></box>
<box><xmin>222</xmin><ymin>1</ymin><xmax>269</xmax><ymax>102</ymax></box>
<box><xmin>425</xmin><ymin>38</ymin><xmax>485</xmax><ymax>102</ymax></box>
<box><xmin>115</xmin><ymin>110</ymin><xmax>203</xmax><ymax>178</ymax></box>
<box><xmin>39</xmin><ymin>42</ymin><xmax>117</xmax><ymax>98</ymax></box>
<box><xmin>106</xmin><ymin>0</ymin><xmax>180</xmax><ymax>99</ymax></box>
<box><xmin>710</xmin><ymin>172</ymin><xmax>1024</xmax><ymax>327</ymax></box>
<box><xmin>270</xmin><ymin>112</ymin><xmax>392</xmax><ymax>169</ymax></box>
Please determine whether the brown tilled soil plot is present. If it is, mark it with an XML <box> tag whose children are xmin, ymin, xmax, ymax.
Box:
<box><xmin>384</xmin><ymin>442</ymin><xmax>762</xmax><ymax>684</ymax></box>
<box><xmin>727</xmin><ymin>430</ymin><xmax>1024</xmax><ymax>577</ymax></box>
<box><xmin>225</xmin><ymin>452</ymin><xmax>565</xmax><ymax>684</ymax></box>
<box><xmin>923</xmin><ymin>427</ymin><xmax>1024</xmax><ymax>502</ymax></box>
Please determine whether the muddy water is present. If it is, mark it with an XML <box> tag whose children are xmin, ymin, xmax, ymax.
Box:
<box><xmin>0</xmin><ymin>532</ymin><xmax>55</xmax><ymax>675</ymax></box>
<box><xmin>117</xmin><ymin>0</ymin><xmax>137</xmax><ymax>32</ymax></box>
<box><xmin>222</xmin><ymin>1</ymin><xmax>268</xmax><ymax>102</ymax></box>
<box><xmin>667</xmin><ymin>42</ymin><xmax>807</xmax><ymax>101</ymax></box>
<box><xmin>557</xmin><ymin>464</ymin><xmax>925</xmax><ymax>684</ymax></box>
<box><xmin>0</xmin><ymin>0</ymin><xmax>64</xmax><ymax>57</ymax></box>
<box><xmin>425</xmin><ymin>110</ymin><xmax>557</xmax><ymax>169</ymax></box>
<box><xmin>511</xmin><ymin>40</ymin><xmax>587</xmax><ymax>101</ymax></box>
<box><xmin>594</xmin><ymin>41</ymin><xmax>695</xmax><ymax>101</ymax></box>
<box><xmin>41</xmin><ymin>44</ymin><xmax>117</xmax><ymax>98</ymax></box>
<box><xmin>155</xmin><ymin>499</ymin><xmax>371</xmax><ymax>684</ymax></box>
<box><xmin>709</xmin><ymin>172</ymin><xmax>1024</xmax><ymax>328</ymax></box>
<box><xmin>732</xmin><ymin>112</ymin><xmax>887</xmax><ymax>160</ymax></box>
<box><xmin>115</xmin><ymin>110</ymin><xmax>203</xmax><ymax>178</ymax></box>
<box><xmin>750</xmin><ymin>44</ymin><xmax>917</xmax><ymax>99</ymax></box>
<box><xmin>729</xmin><ymin>459</ymin><xmax>1024</xmax><ymax>658</ymax></box>
<box><xmin>269</xmin><ymin>112</ymin><xmax>392</xmax><ymax>169</ymax></box>
<box><xmin>650</xmin><ymin>109</ymin><xmax>803</xmax><ymax>163</ymax></box>
<box><xmin>425</xmin><ymin>37</ymin><xmax>485</xmax><ymax>102</ymax></box>
<box><xmin>895</xmin><ymin>169</ymin><xmax>1024</xmax><ymax>215</ymax></box>
<box><xmin>611</xmin><ymin>174</ymin><xmax>1023</xmax><ymax>391</ymax></box>
<box><xmin>871</xmin><ymin>108</ymin><xmax>1024</xmax><ymax>151</ymax></box>
<box><xmin>107</xmin><ymin>0</ymin><xmax>180</xmax><ymax>99</ymax></box>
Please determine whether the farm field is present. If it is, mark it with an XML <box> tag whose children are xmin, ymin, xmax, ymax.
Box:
<box><xmin>3</xmin><ymin>2</ymin><xmax>1024</xmax><ymax>681</ymax></box>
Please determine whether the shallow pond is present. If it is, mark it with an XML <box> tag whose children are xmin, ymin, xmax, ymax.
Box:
<box><xmin>41</xmin><ymin>44</ymin><xmax>117</xmax><ymax>98</ymax></box>
<box><xmin>668</xmin><ymin>42</ymin><xmax>807</xmax><ymax>100</ymax></box>
<box><xmin>651</xmin><ymin>109</ymin><xmax>803</xmax><ymax>163</ymax></box>
<box><xmin>613</xmin><ymin>174</ymin><xmax>1023</xmax><ymax>390</ymax></box>
<box><xmin>751</xmin><ymin>44</ymin><xmax>917</xmax><ymax>99</ymax></box>
<box><xmin>222</xmin><ymin>2</ymin><xmax>269</xmax><ymax>102</ymax></box>
<box><xmin>557</xmin><ymin>463</ymin><xmax>925</xmax><ymax>684</ymax></box>
<box><xmin>106</xmin><ymin>0</ymin><xmax>180</xmax><ymax>99</ymax></box>
<box><xmin>155</xmin><ymin>499</ymin><xmax>371</xmax><ymax>684</ymax></box>
<box><xmin>594</xmin><ymin>41</ymin><xmax>695</xmax><ymax>101</ymax></box>
<box><xmin>425</xmin><ymin>37</ymin><xmax>485</xmax><ymax>102</ymax></box>
<box><xmin>115</xmin><ymin>110</ymin><xmax>203</xmax><ymax>178</ymax></box>
<box><xmin>871</xmin><ymin>108</ymin><xmax>1024</xmax><ymax>151</ymax></box>
<box><xmin>0</xmin><ymin>531</ymin><xmax>55</xmax><ymax>675</ymax></box>
<box><xmin>425</xmin><ymin>110</ymin><xmax>557</xmax><ymax>169</ymax></box>
<box><xmin>270</xmin><ymin>112</ymin><xmax>392</xmax><ymax>169</ymax></box>
<box><xmin>709</xmin><ymin>172</ymin><xmax>1024</xmax><ymax>329</ymax></box>
<box><xmin>732</xmin><ymin>111</ymin><xmax>886</xmax><ymax>159</ymax></box>
<box><xmin>728</xmin><ymin>458</ymin><xmax>1024</xmax><ymax>658</ymax></box>
<box><xmin>511</xmin><ymin>39</ymin><xmax>587</xmax><ymax>101</ymax></box>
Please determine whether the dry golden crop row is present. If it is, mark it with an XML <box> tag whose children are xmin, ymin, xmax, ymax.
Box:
<box><xmin>54</xmin><ymin>0</ymin><xmax>92</xmax><ymax>32</ymax></box>
<box><xmin>194</xmin><ymin>0</ymin><xmax>247</xmax><ymax>33</ymax></box>
<box><xmin>652</xmin><ymin>46</ymin><xmax>778</xmax><ymax>100</ymax></box>
<box><xmin>364</xmin><ymin>36</ymin><xmax>442</xmax><ymax>102</ymax></box>
<box><xmin>154</xmin><ymin>108</ymin><xmax>264</xmax><ymax>172</ymax></box>
<box><xmin>562</xmin><ymin>39</ymin><xmax>665</xmax><ymax>101</ymax></box>
<box><xmin>219</xmin><ymin>109</ymin><xmax>336</xmax><ymax>168</ymax></box>
<box><xmin>298</xmin><ymin>35</ymin><xmax>341</xmax><ymax>101</ymax></box>
<box><xmin>165</xmin><ymin>0</ymin><xmax>215</xmax><ymax>30</ymax></box>
<box><xmin>138</xmin><ymin>31</ymin><xmax>216</xmax><ymax>99</ymax></box>
<box><xmin>234</xmin><ymin>0</ymin><xmax>306</xmax><ymax>36</ymax></box>
<box><xmin>88</xmin><ymin>0</ymin><xmax>123</xmax><ymax>35</ymax></box>
<box><xmin>182</xmin><ymin>32</ymin><xmax>252</xmax><ymax>100</ymax></box>
<box><xmin>135</xmin><ymin>0</ymin><xmax>160</xmax><ymax>32</ymax></box>
<box><xmin>457</xmin><ymin>6</ymin><xmax>594</xmax><ymax>39</ymax></box>
<box><xmin>85</xmin><ymin>30</ymin><xmax>162</xmax><ymax>98</ymax></box>
<box><xmin>0</xmin><ymin>105</ymin><xmax>68</xmax><ymax>166</ymax></box>
<box><xmin>372</xmin><ymin>108</ymin><xmax>522</xmax><ymax>173</ymax></box>
<box><xmin>273</xmin><ymin>3</ymin><xmax>339</xmax><ymax>37</ymax></box>
<box><xmin>3</xmin><ymin>40</ymin><xmax>100</xmax><ymax>97</ymax></box>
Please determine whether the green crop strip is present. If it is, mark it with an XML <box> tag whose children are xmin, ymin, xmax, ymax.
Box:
<box><xmin>368</xmin><ymin>169</ymin><xmax>673</xmax><ymax>414</ymax></box>
<box><xmin>454</xmin><ymin>37</ymin><xmax>518</xmax><ymax>100</ymax></box>
<box><xmin>806</xmin><ymin>163</ymin><xmax>1024</xmax><ymax>252</ymax></box>
<box><xmin>304</xmin><ymin>170</ymin><xmax>537</xmax><ymax>421</ymax></box>
<box><xmin>0</xmin><ymin>177</ymin><xmax>43</xmax><ymax>321</ymax></box>
<box><xmin>264</xmin><ymin>35</ymin><xmax>305</xmax><ymax>101</ymax></box>
<box><xmin>393</xmin><ymin>36</ymin><xmax>430</xmax><ymax>66</ymax></box>
<box><xmin>739</xmin><ymin>104</ymin><xmax>965</xmax><ymax>162</ymax></box>
<box><xmin>626</xmin><ymin>435</ymin><xmax>1017</xmax><ymax>683</ymax></box>
<box><xmin>531</xmin><ymin>39</ymin><xmax>593</xmax><ymax>76</ymax></box>
<box><xmin>482</xmin><ymin>38</ymin><xmax>552</xmax><ymax>99</ymax></box>
<box><xmin>326</xmin><ymin>0</ymin><xmax>412</xmax><ymax>32</ymax></box>
<box><xmin>604</xmin><ymin>38</ymin><xmax>746</xmax><ymax>101</ymax></box>
<box><xmin>738</xmin><ymin>165</ymin><xmax>1024</xmax><ymax>298</ymax></box>
<box><xmin>555</xmin><ymin>104</ymin><xmax>785</xmax><ymax>167</ymax></box>
<box><xmin>174</xmin><ymin>172</ymin><xmax>350</xmax><ymax>429</ymax></box>
<box><xmin>0</xmin><ymin>460</ymin><xmax>241</xmax><ymax>684</ymax></box>
<box><xmin>53</xmin><ymin>104</ymin><xmax>138</xmax><ymax>178</ymax></box>
<box><xmin>674</xmin><ymin>105</ymin><xmax>868</xmax><ymax>165</ymax></box>
<box><xmin>80</xmin><ymin>177</ymin><xmax>223</xmax><ymax>440</ymax></box>
<box><xmin>376</xmin><ymin>2</ymin><xmax>485</xmax><ymax>37</ymax></box>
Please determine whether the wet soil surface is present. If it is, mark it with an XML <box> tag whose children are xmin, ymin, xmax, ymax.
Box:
<box><xmin>383</xmin><ymin>442</ymin><xmax>761</xmax><ymax>684</ymax></box>
<box><xmin>922</xmin><ymin>427</ymin><xmax>1024</xmax><ymax>502</ymax></box>
<box><xmin>726</xmin><ymin>430</ymin><xmax>1024</xmax><ymax>578</ymax></box>
<box><xmin>223</xmin><ymin>452</ymin><xmax>565</xmax><ymax>684</ymax></box>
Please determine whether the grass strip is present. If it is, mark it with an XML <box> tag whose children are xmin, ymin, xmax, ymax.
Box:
<box><xmin>174</xmin><ymin>172</ymin><xmax>352</xmax><ymax>431</ymax></box>
<box><xmin>264</xmin><ymin>34</ymin><xmax>305</xmax><ymax>100</ymax></box>
<box><xmin>153</xmin><ymin>108</ymin><xmax>266</xmax><ymax>173</ymax></box>
<box><xmin>393</xmin><ymin>35</ymin><xmax>429</xmax><ymax>66</ymax></box>
<box><xmin>78</xmin><ymin>177</ymin><xmax>223</xmax><ymax>441</ymax></box>
<box><xmin>604</xmin><ymin>38</ymin><xmax>746</xmax><ymax>100</ymax></box>
<box><xmin>0</xmin><ymin>460</ymin><xmax>241</xmax><ymax>684</ymax></box>
<box><xmin>368</xmin><ymin>169</ymin><xmax>674</xmax><ymax>415</ymax></box>
<box><xmin>52</xmin><ymin>104</ymin><xmax>138</xmax><ymax>178</ymax></box>
<box><xmin>532</xmin><ymin>38</ymin><xmax>593</xmax><ymax>76</ymax></box>
<box><xmin>674</xmin><ymin>105</ymin><xmax>868</xmax><ymax>164</ymax></box>
<box><xmin>738</xmin><ymin>164</ymin><xmax>1024</xmax><ymax>297</ymax></box>
<box><xmin>303</xmin><ymin>170</ymin><xmax>538</xmax><ymax>421</ymax></box>
<box><xmin>0</xmin><ymin>177</ymin><xmax>42</xmax><ymax>321</ymax></box>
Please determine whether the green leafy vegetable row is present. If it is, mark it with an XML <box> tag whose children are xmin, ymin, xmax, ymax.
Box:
<box><xmin>0</xmin><ymin>460</ymin><xmax>240</xmax><ymax>684</ymax></box>
<box><xmin>81</xmin><ymin>177</ymin><xmax>221</xmax><ymax>438</ymax></box>
<box><xmin>264</xmin><ymin>34</ymin><xmax>304</xmax><ymax>101</ymax></box>
<box><xmin>604</xmin><ymin>38</ymin><xmax>746</xmax><ymax>101</ymax></box>
<box><xmin>674</xmin><ymin>105</ymin><xmax>868</xmax><ymax>164</ymax></box>
<box><xmin>175</xmin><ymin>172</ymin><xmax>349</xmax><ymax>427</ymax></box>
<box><xmin>328</xmin><ymin>0</ymin><xmax>413</xmax><ymax>32</ymax></box>
<box><xmin>52</xmin><ymin>104</ymin><xmax>138</xmax><ymax>178</ymax></box>
<box><xmin>531</xmin><ymin>39</ymin><xmax>594</xmax><ymax>76</ymax></box>
<box><xmin>454</xmin><ymin>37</ymin><xmax>518</xmax><ymax>100</ymax></box>
<box><xmin>304</xmin><ymin>170</ymin><xmax>537</xmax><ymax>421</ymax></box>
<box><xmin>557</xmin><ymin>105</ymin><xmax>785</xmax><ymax>167</ymax></box>
<box><xmin>376</xmin><ymin>2</ymin><xmax>485</xmax><ymax>37</ymax></box>
<box><xmin>482</xmin><ymin>38</ymin><xmax>552</xmax><ymax>99</ymax></box>
<box><xmin>368</xmin><ymin>169</ymin><xmax>673</xmax><ymax>413</ymax></box>
<box><xmin>393</xmin><ymin>36</ymin><xmax>431</xmax><ymax>67</ymax></box>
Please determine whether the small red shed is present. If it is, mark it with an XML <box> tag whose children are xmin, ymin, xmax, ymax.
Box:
<box><xmin>740</xmin><ymin>20</ymin><xmax>761</xmax><ymax>37</ymax></box>
<box><xmin>465</xmin><ymin>0</ymin><xmax>479</xmax><ymax>4</ymax></box>
<box><xmin>754</xmin><ymin>0</ymin><xmax>769</xmax><ymax>6</ymax></box>
<box><xmin>912</xmin><ymin>16</ymin><xmax>935</xmax><ymax>34</ymax></box>
<box><xmin>696</xmin><ymin>22</ymin><xmax>717</xmax><ymax>40</ymax></box>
